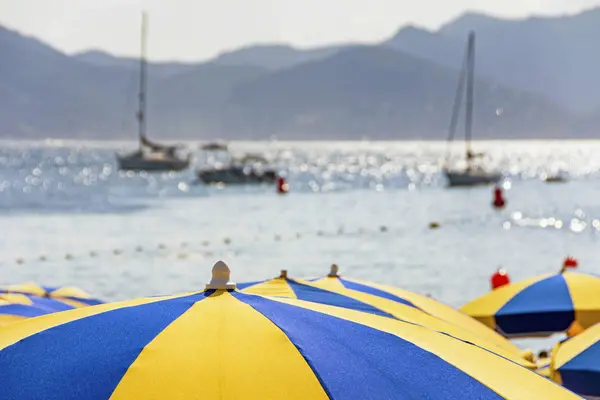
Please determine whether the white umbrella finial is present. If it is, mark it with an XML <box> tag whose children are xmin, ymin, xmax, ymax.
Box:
<box><xmin>206</xmin><ymin>260</ymin><xmax>236</xmax><ymax>290</ymax></box>
<box><xmin>328</xmin><ymin>264</ymin><xmax>339</xmax><ymax>277</ymax></box>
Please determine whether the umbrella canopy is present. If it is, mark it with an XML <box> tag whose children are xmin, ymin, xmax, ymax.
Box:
<box><xmin>0</xmin><ymin>261</ymin><xmax>579</xmax><ymax>400</ymax></box>
<box><xmin>0</xmin><ymin>293</ymin><xmax>75</xmax><ymax>312</ymax></box>
<box><xmin>2</xmin><ymin>282</ymin><xmax>104</xmax><ymax>308</ymax></box>
<box><xmin>239</xmin><ymin>271</ymin><xmax>533</xmax><ymax>367</ymax></box>
<box><xmin>0</xmin><ymin>299</ymin><xmax>55</xmax><ymax>326</ymax></box>
<box><xmin>550</xmin><ymin>322</ymin><xmax>600</xmax><ymax>397</ymax></box>
<box><xmin>303</xmin><ymin>265</ymin><xmax>528</xmax><ymax>361</ymax></box>
<box><xmin>461</xmin><ymin>272</ymin><xmax>600</xmax><ymax>338</ymax></box>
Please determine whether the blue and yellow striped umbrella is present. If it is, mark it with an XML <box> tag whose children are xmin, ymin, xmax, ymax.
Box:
<box><xmin>0</xmin><ymin>299</ymin><xmax>56</xmax><ymax>326</ymax></box>
<box><xmin>2</xmin><ymin>282</ymin><xmax>104</xmax><ymax>308</ymax></box>
<box><xmin>239</xmin><ymin>270</ymin><xmax>533</xmax><ymax>367</ymax></box>
<box><xmin>461</xmin><ymin>272</ymin><xmax>600</xmax><ymax>338</ymax></box>
<box><xmin>550</xmin><ymin>322</ymin><xmax>600</xmax><ymax>397</ymax></box>
<box><xmin>300</xmin><ymin>266</ymin><xmax>530</xmax><ymax>361</ymax></box>
<box><xmin>0</xmin><ymin>261</ymin><xmax>579</xmax><ymax>399</ymax></box>
<box><xmin>0</xmin><ymin>293</ymin><xmax>75</xmax><ymax>312</ymax></box>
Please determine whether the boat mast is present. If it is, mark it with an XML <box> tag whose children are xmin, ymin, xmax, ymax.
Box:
<box><xmin>465</xmin><ymin>30</ymin><xmax>475</xmax><ymax>167</ymax></box>
<box><xmin>137</xmin><ymin>12</ymin><xmax>148</xmax><ymax>150</ymax></box>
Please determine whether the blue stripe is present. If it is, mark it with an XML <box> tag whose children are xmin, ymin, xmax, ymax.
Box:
<box><xmin>286</xmin><ymin>280</ymin><xmax>397</xmax><ymax>319</ymax></box>
<box><xmin>0</xmin><ymin>304</ymin><xmax>50</xmax><ymax>318</ymax></box>
<box><xmin>338</xmin><ymin>278</ymin><xmax>419</xmax><ymax>309</ymax></box>
<box><xmin>64</xmin><ymin>297</ymin><xmax>105</xmax><ymax>306</ymax></box>
<box><xmin>560</xmin><ymin>341</ymin><xmax>600</xmax><ymax>396</ymax></box>
<box><xmin>0</xmin><ymin>292</ymin><xmax>210</xmax><ymax>400</ymax></box>
<box><xmin>235</xmin><ymin>280</ymin><xmax>265</xmax><ymax>290</ymax></box>
<box><xmin>27</xmin><ymin>296</ymin><xmax>76</xmax><ymax>312</ymax></box>
<box><xmin>495</xmin><ymin>275</ymin><xmax>574</xmax><ymax>335</ymax></box>
<box><xmin>232</xmin><ymin>292</ymin><xmax>502</xmax><ymax>400</ymax></box>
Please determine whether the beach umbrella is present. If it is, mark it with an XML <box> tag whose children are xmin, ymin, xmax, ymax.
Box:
<box><xmin>0</xmin><ymin>293</ymin><xmax>75</xmax><ymax>312</ymax></box>
<box><xmin>239</xmin><ymin>269</ymin><xmax>533</xmax><ymax>367</ymax></box>
<box><xmin>461</xmin><ymin>271</ymin><xmax>600</xmax><ymax>338</ymax></box>
<box><xmin>0</xmin><ymin>261</ymin><xmax>579</xmax><ymax>399</ymax></box>
<box><xmin>299</xmin><ymin>265</ymin><xmax>531</xmax><ymax>361</ymax></box>
<box><xmin>550</xmin><ymin>322</ymin><xmax>600</xmax><ymax>397</ymax></box>
<box><xmin>2</xmin><ymin>282</ymin><xmax>104</xmax><ymax>308</ymax></box>
<box><xmin>0</xmin><ymin>299</ymin><xmax>55</xmax><ymax>326</ymax></box>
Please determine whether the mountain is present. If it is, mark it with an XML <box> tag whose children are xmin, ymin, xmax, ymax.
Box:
<box><xmin>387</xmin><ymin>9</ymin><xmax>600</xmax><ymax>113</ymax></box>
<box><xmin>220</xmin><ymin>45</ymin><xmax>574</xmax><ymax>139</ymax></box>
<box><xmin>211</xmin><ymin>44</ymin><xmax>347</xmax><ymax>70</ymax></box>
<box><xmin>0</xmin><ymin>22</ymin><xmax>585</xmax><ymax>140</ymax></box>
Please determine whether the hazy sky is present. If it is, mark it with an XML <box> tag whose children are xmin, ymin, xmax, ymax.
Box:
<box><xmin>2</xmin><ymin>0</ymin><xmax>600</xmax><ymax>61</ymax></box>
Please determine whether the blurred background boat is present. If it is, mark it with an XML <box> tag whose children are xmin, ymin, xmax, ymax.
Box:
<box><xmin>116</xmin><ymin>13</ymin><xmax>190</xmax><ymax>173</ymax></box>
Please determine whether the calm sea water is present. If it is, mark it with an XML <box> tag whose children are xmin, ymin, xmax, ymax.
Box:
<box><xmin>1</xmin><ymin>139</ymin><xmax>599</xmax><ymax>350</ymax></box>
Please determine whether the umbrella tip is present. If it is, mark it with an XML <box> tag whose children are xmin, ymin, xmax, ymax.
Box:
<box><xmin>328</xmin><ymin>264</ymin><xmax>339</xmax><ymax>277</ymax></box>
<box><xmin>279</xmin><ymin>270</ymin><xmax>288</xmax><ymax>278</ymax></box>
<box><xmin>206</xmin><ymin>260</ymin><xmax>236</xmax><ymax>290</ymax></box>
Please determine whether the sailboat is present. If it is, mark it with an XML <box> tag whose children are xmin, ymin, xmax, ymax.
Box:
<box><xmin>443</xmin><ymin>31</ymin><xmax>501</xmax><ymax>187</ymax></box>
<box><xmin>116</xmin><ymin>12</ymin><xmax>190</xmax><ymax>172</ymax></box>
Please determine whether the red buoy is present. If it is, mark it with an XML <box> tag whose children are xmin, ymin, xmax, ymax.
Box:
<box><xmin>490</xmin><ymin>268</ymin><xmax>510</xmax><ymax>290</ymax></box>
<box><xmin>492</xmin><ymin>186</ymin><xmax>506</xmax><ymax>209</ymax></box>
<box><xmin>277</xmin><ymin>177</ymin><xmax>289</xmax><ymax>194</ymax></box>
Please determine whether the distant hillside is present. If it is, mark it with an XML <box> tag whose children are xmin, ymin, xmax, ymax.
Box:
<box><xmin>0</xmin><ymin>19</ymin><xmax>591</xmax><ymax>140</ymax></box>
<box><xmin>221</xmin><ymin>46</ymin><xmax>574</xmax><ymax>139</ymax></box>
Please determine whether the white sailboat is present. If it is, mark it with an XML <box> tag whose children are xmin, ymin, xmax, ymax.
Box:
<box><xmin>443</xmin><ymin>31</ymin><xmax>501</xmax><ymax>187</ymax></box>
<box><xmin>116</xmin><ymin>12</ymin><xmax>190</xmax><ymax>172</ymax></box>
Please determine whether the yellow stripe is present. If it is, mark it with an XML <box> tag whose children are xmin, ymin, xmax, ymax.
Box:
<box><xmin>269</xmin><ymin>297</ymin><xmax>579</xmax><ymax>399</ymax></box>
<box><xmin>50</xmin><ymin>287</ymin><xmax>92</xmax><ymax>299</ymax></box>
<box><xmin>5</xmin><ymin>282</ymin><xmax>46</xmax><ymax>296</ymax></box>
<box><xmin>111</xmin><ymin>291</ymin><xmax>327</xmax><ymax>400</ymax></box>
<box><xmin>460</xmin><ymin>274</ymin><xmax>551</xmax><ymax>323</ymax></box>
<box><xmin>0</xmin><ymin>293</ymin><xmax>196</xmax><ymax>350</ymax></box>
<box><xmin>312</xmin><ymin>277</ymin><xmax>524</xmax><ymax>359</ymax></box>
<box><xmin>552</xmin><ymin>322</ymin><xmax>600</xmax><ymax>371</ymax></box>
<box><xmin>241</xmin><ymin>278</ymin><xmax>298</xmax><ymax>299</ymax></box>
<box><xmin>311</xmin><ymin>277</ymin><xmax>346</xmax><ymax>290</ymax></box>
<box><xmin>0</xmin><ymin>293</ymin><xmax>34</xmax><ymax>306</ymax></box>
<box><xmin>0</xmin><ymin>315</ymin><xmax>27</xmax><ymax>326</ymax></box>
<box><xmin>565</xmin><ymin>272</ymin><xmax>600</xmax><ymax>329</ymax></box>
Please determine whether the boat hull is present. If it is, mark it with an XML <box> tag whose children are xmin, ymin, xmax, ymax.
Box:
<box><xmin>444</xmin><ymin>170</ymin><xmax>501</xmax><ymax>187</ymax></box>
<box><xmin>117</xmin><ymin>154</ymin><xmax>190</xmax><ymax>172</ymax></box>
<box><xmin>198</xmin><ymin>167</ymin><xmax>277</xmax><ymax>185</ymax></box>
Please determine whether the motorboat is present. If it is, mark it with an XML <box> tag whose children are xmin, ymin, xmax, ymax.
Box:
<box><xmin>197</xmin><ymin>146</ymin><xmax>277</xmax><ymax>185</ymax></box>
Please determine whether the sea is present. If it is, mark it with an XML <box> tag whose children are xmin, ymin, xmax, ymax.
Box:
<box><xmin>1</xmin><ymin>139</ymin><xmax>600</xmax><ymax>351</ymax></box>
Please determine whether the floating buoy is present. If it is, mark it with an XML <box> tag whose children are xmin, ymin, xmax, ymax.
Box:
<box><xmin>65</xmin><ymin>253</ymin><xmax>73</xmax><ymax>260</ymax></box>
<box><xmin>561</xmin><ymin>256</ymin><xmax>579</xmax><ymax>273</ymax></box>
<box><xmin>136</xmin><ymin>246</ymin><xmax>143</xmax><ymax>252</ymax></box>
<box><xmin>277</xmin><ymin>177</ymin><xmax>289</xmax><ymax>194</ymax></box>
<box><xmin>429</xmin><ymin>222</ymin><xmax>440</xmax><ymax>229</ymax></box>
<box><xmin>490</xmin><ymin>268</ymin><xmax>510</xmax><ymax>290</ymax></box>
<box><xmin>379</xmin><ymin>226</ymin><xmax>388</xmax><ymax>233</ymax></box>
<box><xmin>492</xmin><ymin>186</ymin><xmax>506</xmax><ymax>209</ymax></box>
<box><xmin>223</xmin><ymin>237</ymin><xmax>231</xmax><ymax>245</ymax></box>
<box><xmin>316</xmin><ymin>230</ymin><xmax>323</xmax><ymax>236</ymax></box>
<box><xmin>39</xmin><ymin>255</ymin><xmax>47</xmax><ymax>262</ymax></box>
<box><xmin>16</xmin><ymin>258</ymin><xmax>24</xmax><ymax>265</ymax></box>
<box><xmin>89</xmin><ymin>251</ymin><xmax>97</xmax><ymax>257</ymax></box>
